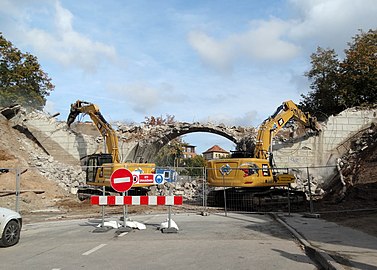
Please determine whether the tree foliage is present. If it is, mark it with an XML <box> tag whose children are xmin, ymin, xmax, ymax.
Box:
<box><xmin>300</xmin><ymin>47</ymin><xmax>343</xmax><ymax>120</ymax></box>
<box><xmin>0</xmin><ymin>33</ymin><xmax>54</xmax><ymax>110</ymax></box>
<box><xmin>155</xmin><ymin>138</ymin><xmax>183</xmax><ymax>167</ymax></box>
<box><xmin>300</xmin><ymin>29</ymin><xmax>377</xmax><ymax>119</ymax></box>
<box><xmin>180</xmin><ymin>155</ymin><xmax>206</xmax><ymax>176</ymax></box>
<box><xmin>155</xmin><ymin>137</ymin><xmax>206</xmax><ymax>174</ymax></box>
<box><xmin>339</xmin><ymin>29</ymin><xmax>377</xmax><ymax>107</ymax></box>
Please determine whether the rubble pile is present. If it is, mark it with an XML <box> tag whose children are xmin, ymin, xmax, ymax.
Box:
<box><xmin>324</xmin><ymin>123</ymin><xmax>377</xmax><ymax>202</ymax></box>
<box><xmin>0</xmin><ymin>106</ymin><xmax>87</xmax><ymax>194</ymax></box>
<box><xmin>18</xmin><ymin>126</ymin><xmax>86</xmax><ymax>193</ymax></box>
<box><xmin>291</xmin><ymin>171</ymin><xmax>325</xmax><ymax>198</ymax></box>
<box><xmin>30</xmin><ymin>155</ymin><xmax>85</xmax><ymax>192</ymax></box>
<box><xmin>117</xmin><ymin>122</ymin><xmax>256</xmax><ymax>146</ymax></box>
<box><xmin>148</xmin><ymin>178</ymin><xmax>204</xmax><ymax>201</ymax></box>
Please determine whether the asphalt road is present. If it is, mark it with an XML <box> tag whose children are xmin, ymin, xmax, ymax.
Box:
<box><xmin>0</xmin><ymin>212</ymin><xmax>318</xmax><ymax>270</ymax></box>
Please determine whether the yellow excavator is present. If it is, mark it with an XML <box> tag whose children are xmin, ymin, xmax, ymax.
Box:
<box><xmin>206</xmin><ymin>100</ymin><xmax>320</xmax><ymax>209</ymax></box>
<box><xmin>67</xmin><ymin>100</ymin><xmax>156</xmax><ymax>198</ymax></box>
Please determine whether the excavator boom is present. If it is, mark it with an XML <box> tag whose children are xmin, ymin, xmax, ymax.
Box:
<box><xmin>67</xmin><ymin>100</ymin><xmax>120</xmax><ymax>163</ymax></box>
<box><xmin>255</xmin><ymin>100</ymin><xmax>320</xmax><ymax>159</ymax></box>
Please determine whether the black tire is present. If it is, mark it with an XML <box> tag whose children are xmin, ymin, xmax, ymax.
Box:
<box><xmin>0</xmin><ymin>220</ymin><xmax>21</xmax><ymax>247</ymax></box>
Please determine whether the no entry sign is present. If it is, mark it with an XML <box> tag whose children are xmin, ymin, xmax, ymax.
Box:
<box><xmin>110</xmin><ymin>168</ymin><xmax>133</xmax><ymax>192</ymax></box>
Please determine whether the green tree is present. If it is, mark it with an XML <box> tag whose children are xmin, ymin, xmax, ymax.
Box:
<box><xmin>155</xmin><ymin>138</ymin><xmax>183</xmax><ymax>167</ymax></box>
<box><xmin>181</xmin><ymin>155</ymin><xmax>206</xmax><ymax>176</ymax></box>
<box><xmin>300</xmin><ymin>29</ymin><xmax>377</xmax><ymax>119</ymax></box>
<box><xmin>0</xmin><ymin>33</ymin><xmax>54</xmax><ymax>110</ymax></box>
<box><xmin>339</xmin><ymin>29</ymin><xmax>377</xmax><ymax>107</ymax></box>
<box><xmin>300</xmin><ymin>47</ymin><xmax>343</xmax><ymax>120</ymax></box>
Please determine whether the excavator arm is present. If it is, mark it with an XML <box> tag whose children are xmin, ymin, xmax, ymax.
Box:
<box><xmin>255</xmin><ymin>100</ymin><xmax>320</xmax><ymax>160</ymax></box>
<box><xmin>67</xmin><ymin>100</ymin><xmax>120</xmax><ymax>163</ymax></box>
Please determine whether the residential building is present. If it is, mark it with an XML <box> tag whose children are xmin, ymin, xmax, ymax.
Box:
<box><xmin>182</xmin><ymin>144</ymin><xmax>197</xmax><ymax>159</ymax></box>
<box><xmin>202</xmin><ymin>145</ymin><xmax>229</xmax><ymax>160</ymax></box>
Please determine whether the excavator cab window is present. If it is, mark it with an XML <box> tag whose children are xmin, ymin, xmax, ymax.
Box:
<box><xmin>86</xmin><ymin>157</ymin><xmax>97</xmax><ymax>183</ymax></box>
<box><xmin>85</xmin><ymin>154</ymin><xmax>113</xmax><ymax>183</ymax></box>
<box><xmin>230</xmin><ymin>151</ymin><xmax>253</xmax><ymax>158</ymax></box>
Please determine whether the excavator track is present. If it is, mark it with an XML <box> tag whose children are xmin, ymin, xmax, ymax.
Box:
<box><xmin>207</xmin><ymin>188</ymin><xmax>307</xmax><ymax>212</ymax></box>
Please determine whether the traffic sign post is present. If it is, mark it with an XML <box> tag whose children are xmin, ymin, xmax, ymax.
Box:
<box><xmin>92</xmin><ymin>186</ymin><xmax>113</xmax><ymax>233</ymax></box>
<box><xmin>110</xmin><ymin>168</ymin><xmax>133</xmax><ymax>233</ymax></box>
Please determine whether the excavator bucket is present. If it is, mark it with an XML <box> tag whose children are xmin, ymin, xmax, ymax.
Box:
<box><xmin>308</xmin><ymin>115</ymin><xmax>321</xmax><ymax>132</ymax></box>
<box><xmin>67</xmin><ymin>100</ymin><xmax>83</xmax><ymax>127</ymax></box>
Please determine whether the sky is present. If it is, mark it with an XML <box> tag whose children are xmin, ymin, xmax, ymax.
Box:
<box><xmin>1</xmin><ymin>0</ymin><xmax>376</xmax><ymax>154</ymax></box>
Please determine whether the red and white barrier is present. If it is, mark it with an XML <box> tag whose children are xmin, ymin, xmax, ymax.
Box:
<box><xmin>91</xmin><ymin>195</ymin><xmax>183</xmax><ymax>206</ymax></box>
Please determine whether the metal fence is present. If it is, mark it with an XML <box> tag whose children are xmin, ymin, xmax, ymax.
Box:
<box><xmin>0</xmin><ymin>163</ymin><xmax>370</xmax><ymax>216</ymax></box>
<box><xmin>0</xmin><ymin>168</ymin><xmax>21</xmax><ymax>212</ymax></box>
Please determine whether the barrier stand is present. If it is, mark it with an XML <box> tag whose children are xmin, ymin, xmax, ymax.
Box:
<box><xmin>223</xmin><ymin>174</ymin><xmax>227</xmax><ymax>217</ymax></box>
<box><xmin>162</xmin><ymin>205</ymin><xmax>178</xmax><ymax>234</ymax></box>
<box><xmin>117</xmin><ymin>191</ymin><xmax>132</xmax><ymax>233</ymax></box>
<box><xmin>219</xmin><ymin>165</ymin><xmax>230</xmax><ymax>217</ymax></box>
<box><xmin>287</xmin><ymin>185</ymin><xmax>291</xmax><ymax>217</ymax></box>
<box><xmin>92</xmin><ymin>186</ymin><xmax>113</xmax><ymax>233</ymax></box>
<box><xmin>91</xmin><ymin>196</ymin><xmax>183</xmax><ymax>233</ymax></box>
<box><xmin>304</xmin><ymin>167</ymin><xmax>320</xmax><ymax>218</ymax></box>
<box><xmin>15</xmin><ymin>168</ymin><xmax>20</xmax><ymax>213</ymax></box>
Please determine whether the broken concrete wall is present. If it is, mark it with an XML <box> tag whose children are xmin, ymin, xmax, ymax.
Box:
<box><xmin>117</xmin><ymin>122</ymin><xmax>256</xmax><ymax>162</ymax></box>
<box><xmin>273</xmin><ymin>107</ymin><xmax>377</xmax><ymax>188</ymax></box>
<box><xmin>8</xmin><ymin>109</ymin><xmax>98</xmax><ymax>165</ymax></box>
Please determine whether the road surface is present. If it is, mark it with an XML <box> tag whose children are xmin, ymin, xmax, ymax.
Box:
<box><xmin>0</xmin><ymin>212</ymin><xmax>318</xmax><ymax>270</ymax></box>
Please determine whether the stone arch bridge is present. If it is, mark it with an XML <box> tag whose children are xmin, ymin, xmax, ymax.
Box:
<box><xmin>1</xmin><ymin>105</ymin><xmax>256</xmax><ymax>165</ymax></box>
<box><xmin>116</xmin><ymin>122</ymin><xmax>256</xmax><ymax>162</ymax></box>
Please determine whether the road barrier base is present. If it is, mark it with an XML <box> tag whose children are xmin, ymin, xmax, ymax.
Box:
<box><xmin>162</xmin><ymin>227</ymin><xmax>179</xmax><ymax>233</ymax></box>
<box><xmin>116</xmin><ymin>226</ymin><xmax>133</xmax><ymax>233</ymax></box>
<box><xmin>92</xmin><ymin>226</ymin><xmax>113</xmax><ymax>233</ymax></box>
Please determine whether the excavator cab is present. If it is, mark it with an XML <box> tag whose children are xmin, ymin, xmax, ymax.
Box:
<box><xmin>84</xmin><ymin>153</ymin><xmax>113</xmax><ymax>184</ymax></box>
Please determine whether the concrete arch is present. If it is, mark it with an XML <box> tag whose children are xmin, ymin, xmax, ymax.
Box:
<box><xmin>162</xmin><ymin>126</ymin><xmax>238</xmax><ymax>144</ymax></box>
<box><xmin>120</xmin><ymin>122</ymin><xmax>255</xmax><ymax>162</ymax></box>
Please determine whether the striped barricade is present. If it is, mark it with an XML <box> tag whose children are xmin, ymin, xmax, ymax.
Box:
<box><xmin>91</xmin><ymin>195</ymin><xmax>183</xmax><ymax>206</ymax></box>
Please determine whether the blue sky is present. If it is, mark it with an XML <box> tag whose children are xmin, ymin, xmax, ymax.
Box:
<box><xmin>1</xmin><ymin>0</ymin><xmax>376</xmax><ymax>153</ymax></box>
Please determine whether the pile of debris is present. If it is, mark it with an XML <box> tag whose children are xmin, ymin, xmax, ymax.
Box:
<box><xmin>0</xmin><ymin>105</ymin><xmax>87</xmax><ymax>194</ymax></box>
<box><xmin>291</xmin><ymin>171</ymin><xmax>325</xmax><ymax>198</ymax></box>
<box><xmin>147</xmin><ymin>178</ymin><xmax>204</xmax><ymax>202</ymax></box>
<box><xmin>323</xmin><ymin>123</ymin><xmax>377</xmax><ymax>202</ymax></box>
<box><xmin>30</xmin><ymin>155</ymin><xmax>86</xmax><ymax>193</ymax></box>
<box><xmin>117</xmin><ymin>121</ymin><xmax>256</xmax><ymax>146</ymax></box>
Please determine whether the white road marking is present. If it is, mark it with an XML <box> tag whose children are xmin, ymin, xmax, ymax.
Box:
<box><xmin>82</xmin><ymin>244</ymin><xmax>107</xmax><ymax>256</ymax></box>
<box><xmin>118</xmin><ymin>232</ymin><xmax>128</xmax><ymax>237</ymax></box>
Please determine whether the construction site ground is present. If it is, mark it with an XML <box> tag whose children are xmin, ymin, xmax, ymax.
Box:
<box><xmin>1</xmin><ymin>113</ymin><xmax>377</xmax><ymax>239</ymax></box>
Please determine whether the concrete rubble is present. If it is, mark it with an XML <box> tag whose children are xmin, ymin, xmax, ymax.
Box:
<box><xmin>1</xmin><ymin>106</ymin><xmax>87</xmax><ymax>193</ymax></box>
<box><xmin>147</xmin><ymin>178</ymin><xmax>205</xmax><ymax>202</ymax></box>
<box><xmin>324</xmin><ymin>123</ymin><xmax>377</xmax><ymax>201</ymax></box>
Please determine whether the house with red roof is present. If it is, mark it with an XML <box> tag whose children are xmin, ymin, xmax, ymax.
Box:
<box><xmin>202</xmin><ymin>145</ymin><xmax>229</xmax><ymax>160</ymax></box>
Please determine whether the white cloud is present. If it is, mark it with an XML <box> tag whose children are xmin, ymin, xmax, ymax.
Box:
<box><xmin>203</xmin><ymin>111</ymin><xmax>259</xmax><ymax>126</ymax></box>
<box><xmin>1</xmin><ymin>0</ymin><xmax>116</xmax><ymax>73</ymax></box>
<box><xmin>288</xmin><ymin>0</ymin><xmax>377</xmax><ymax>53</ymax></box>
<box><xmin>188</xmin><ymin>0</ymin><xmax>377</xmax><ymax>72</ymax></box>
<box><xmin>188</xmin><ymin>18</ymin><xmax>300</xmax><ymax>72</ymax></box>
<box><xmin>188</xmin><ymin>31</ymin><xmax>233</xmax><ymax>72</ymax></box>
<box><xmin>108</xmin><ymin>83</ymin><xmax>188</xmax><ymax>114</ymax></box>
